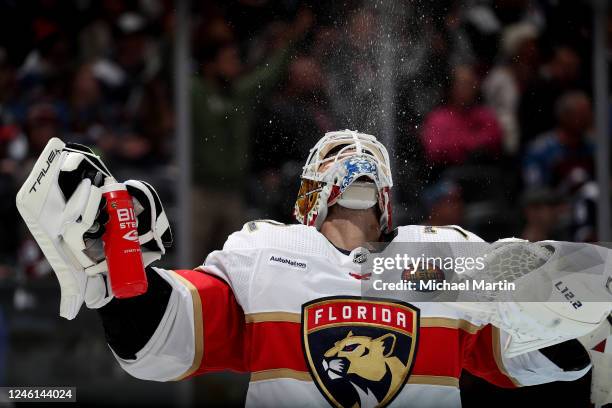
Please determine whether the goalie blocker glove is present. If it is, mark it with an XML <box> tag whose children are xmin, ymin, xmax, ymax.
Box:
<box><xmin>16</xmin><ymin>138</ymin><xmax>172</xmax><ymax>319</ymax></box>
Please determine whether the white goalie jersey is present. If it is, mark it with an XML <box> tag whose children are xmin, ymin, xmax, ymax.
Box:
<box><xmin>111</xmin><ymin>222</ymin><xmax>592</xmax><ymax>408</ymax></box>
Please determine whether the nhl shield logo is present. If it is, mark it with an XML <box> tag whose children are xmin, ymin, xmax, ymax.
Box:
<box><xmin>302</xmin><ymin>297</ymin><xmax>419</xmax><ymax>408</ymax></box>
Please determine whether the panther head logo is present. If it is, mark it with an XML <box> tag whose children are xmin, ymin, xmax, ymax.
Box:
<box><xmin>302</xmin><ymin>297</ymin><xmax>419</xmax><ymax>408</ymax></box>
<box><xmin>322</xmin><ymin>331</ymin><xmax>406</xmax><ymax>407</ymax></box>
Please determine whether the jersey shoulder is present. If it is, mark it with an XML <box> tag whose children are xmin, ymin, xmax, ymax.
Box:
<box><xmin>394</xmin><ymin>224</ymin><xmax>485</xmax><ymax>243</ymax></box>
<box><xmin>223</xmin><ymin>220</ymin><xmax>332</xmax><ymax>256</ymax></box>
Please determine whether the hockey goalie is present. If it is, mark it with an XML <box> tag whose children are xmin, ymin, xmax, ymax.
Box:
<box><xmin>15</xmin><ymin>131</ymin><xmax>612</xmax><ymax>408</ymax></box>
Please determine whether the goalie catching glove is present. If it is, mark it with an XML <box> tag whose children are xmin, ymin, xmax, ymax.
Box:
<box><xmin>454</xmin><ymin>238</ymin><xmax>612</xmax><ymax>357</ymax></box>
<box><xmin>16</xmin><ymin>138</ymin><xmax>172</xmax><ymax>319</ymax></box>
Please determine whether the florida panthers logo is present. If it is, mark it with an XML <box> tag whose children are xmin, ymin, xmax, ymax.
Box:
<box><xmin>302</xmin><ymin>297</ymin><xmax>419</xmax><ymax>408</ymax></box>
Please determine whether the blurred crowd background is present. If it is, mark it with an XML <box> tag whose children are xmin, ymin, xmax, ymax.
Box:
<box><xmin>0</xmin><ymin>0</ymin><xmax>609</xmax><ymax>406</ymax></box>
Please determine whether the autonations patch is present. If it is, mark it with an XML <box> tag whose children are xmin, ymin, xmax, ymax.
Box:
<box><xmin>268</xmin><ymin>254</ymin><xmax>308</xmax><ymax>270</ymax></box>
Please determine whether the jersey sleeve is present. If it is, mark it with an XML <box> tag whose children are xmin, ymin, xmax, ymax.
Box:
<box><xmin>463</xmin><ymin>324</ymin><xmax>591</xmax><ymax>388</ymax></box>
<box><xmin>110</xmin><ymin>224</ymin><xmax>261</xmax><ymax>381</ymax></box>
<box><xmin>197</xmin><ymin>223</ymin><xmax>262</xmax><ymax>309</ymax></box>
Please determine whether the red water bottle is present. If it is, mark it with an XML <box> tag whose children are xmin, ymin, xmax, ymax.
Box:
<box><xmin>102</xmin><ymin>177</ymin><xmax>148</xmax><ymax>298</ymax></box>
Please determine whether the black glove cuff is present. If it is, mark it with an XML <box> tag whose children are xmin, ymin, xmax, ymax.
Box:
<box><xmin>97</xmin><ymin>267</ymin><xmax>172</xmax><ymax>360</ymax></box>
<box><xmin>539</xmin><ymin>339</ymin><xmax>591</xmax><ymax>371</ymax></box>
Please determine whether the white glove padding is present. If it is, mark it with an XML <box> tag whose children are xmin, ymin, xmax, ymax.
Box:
<box><xmin>16</xmin><ymin>138</ymin><xmax>172</xmax><ymax>319</ymax></box>
<box><xmin>83</xmin><ymin>179</ymin><xmax>173</xmax><ymax>276</ymax></box>
<box><xmin>79</xmin><ymin>179</ymin><xmax>172</xmax><ymax>311</ymax></box>
<box><xmin>453</xmin><ymin>239</ymin><xmax>612</xmax><ymax>357</ymax></box>
<box><xmin>124</xmin><ymin>179</ymin><xmax>172</xmax><ymax>267</ymax></box>
<box><xmin>17</xmin><ymin>138</ymin><xmax>100</xmax><ymax>319</ymax></box>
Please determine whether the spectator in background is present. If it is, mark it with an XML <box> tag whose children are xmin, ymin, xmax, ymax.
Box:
<box><xmin>519</xmin><ymin>46</ymin><xmax>582</xmax><ymax>144</ymax></box>
<box><xmin>420</xmin><ymin>64</ymin><xmax>502</xmax><ymax>167</ymax></box>
<box><xmin>0</xmin><ymin>48</ymin><xmax>16</xmax><ymax>111</ymax></box>
<box><xmin>320</xmin><ymin>7</ymin><xmax>381</xmax><ymax>132</ymax></box>
<box><xmin>92</xmin><ymin>12</ymin><xmax>159</xmax><ymax>110</ymax></box>
<box><xmin>17</xmin><ymin>28</ymin><xmax>74</xmax><ymax>102</ymax></box>
<box><xmin>190</xmin><ymin>9</ymin><xmax>312</xmax><ymax>259</ymax></box>
<box><xmin>68</xmin><ymin>63</ymin><xmax>105</xmax><ymax>142</ymax></box>
<box><xmin>254</xmin><ymin>55</ymin><xmax>335</xmax><ymax>172</ymax></box>
<box><xmin>523</xmin><ymin>91</ymin><xmax>594</xmax><ymax>189</ymax></box>
<box><xmin>89</xmin><ymin>12</ymin><xmax>161</xmax><ymax>165</ymax></box>
<box><xmin>250</xmin><ymin>55</ymin><xmax>336</xmax><ymax>222</ymax></box>
<box><xmin>23</xmin><ymin>103</ymin><xmax>61</xmax><ymax>162</ymax></box>
<box><xmin>396</xmin><ymin>4</ymin><xmax>464</xmax><ymax>129</ymax></box>
<box><xmin>483</xmin><ymin>22</ymin><xmax>539</xmax><ymax>154</ymax></box>
<box><xmin>135</xmin><ymin>75</ymin><xmax>174</xmax><ymax>163</ymax></box>
<box><xmin>421</xmin><ymin>179</ymin><xmax>464</xmax><ymax>226</ymax></box>
<box><xmin>520</xmin><ymin>188</ymin><xmax>564</xmax><ymax>241</ymax></box>
<box><xmin>571</xmin><ymin>180</ymin><xmax>598</xmax><ymax>242</ymax></box>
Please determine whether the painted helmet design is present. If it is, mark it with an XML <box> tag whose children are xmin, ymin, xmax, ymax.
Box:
<box><xmin>294</xmin><ymin>130</ymin><xmax>393</xmax><ymax>232</ymax></box>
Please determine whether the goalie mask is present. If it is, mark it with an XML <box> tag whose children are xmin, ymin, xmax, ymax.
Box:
<box><xmin>294</xmin><ymin>130</ymin><xmax>393</xmax><ymax>232</ymax></box>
